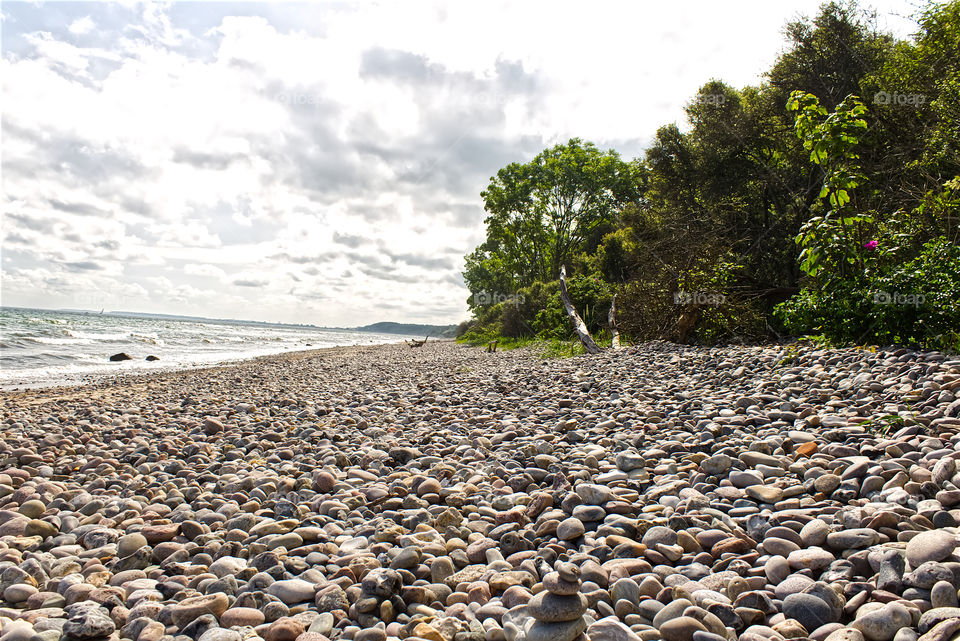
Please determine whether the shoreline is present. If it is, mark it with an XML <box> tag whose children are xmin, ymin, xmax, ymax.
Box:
<box><xmin>0</xmin><ymin>339</ymin><xmax>431</xmax><ymax>396</ymax></box>
<box><xmin>0</xmin><ymin>305</ymin><xmax>425</xmax><ymax>392</ymax></box>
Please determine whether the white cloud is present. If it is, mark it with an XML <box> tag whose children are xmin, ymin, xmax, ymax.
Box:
<box><xmin>68</xmin><ymin>16</ymin><xmax>95</xmax><ymax>36</ymax></box>
<box><xmin>183</xmin><ymin>263</ymin><xmax>227</xmax><ymax>279</ymax></box>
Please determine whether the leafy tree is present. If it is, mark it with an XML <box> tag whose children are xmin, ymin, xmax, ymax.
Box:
<box><xmin>469</xmin><ymin>138</ymin><xmax>642</xmax><ymax>294</ymax></box>
<box><xmin>462</xmin><ymin>247</ymin><xmax>517</xmax><ymax>311</ymax></box>
<box><xmin>768</xmin><ymin>1</ymin><xmax>894</xmax><ymax>110</ymax></box>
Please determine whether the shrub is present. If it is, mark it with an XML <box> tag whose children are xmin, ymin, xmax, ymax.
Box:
<box><xmin>776</xmin><ymin>237</ymin><xmax>960</xmax><ymax>350</ymax></box>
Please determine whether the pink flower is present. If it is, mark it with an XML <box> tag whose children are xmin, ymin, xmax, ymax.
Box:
<box><xmin>863</xmin><ymin>240</ymin><xmax>878</xmax><ymax>250</ymax></box>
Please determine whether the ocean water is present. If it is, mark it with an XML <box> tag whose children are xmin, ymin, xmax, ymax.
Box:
<box><xmin>0</xmin><ymin>307</ymin><xmax>407</xmax><ymax>389</ymax></box>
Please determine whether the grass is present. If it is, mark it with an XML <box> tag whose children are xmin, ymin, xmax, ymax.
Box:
<box><xmin>860</xmin><ymin>413</ymin><xmax>908</xmax><ymax>438</ymax></box>
<box><xmin>775</xmin><ymin>334</ymin><xmax>881</xmax><ymax>367</ymax></box>
<box><xmin>456</xmin><ymin>332</ymin><xmax>618</xmax><ymax>358</ymax></box>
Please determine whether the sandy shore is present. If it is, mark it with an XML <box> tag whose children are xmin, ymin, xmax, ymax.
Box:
<box><xmin>1</xmin><ymin>340</ymin><xmax>959</xmax><ymax>641</ymax></box>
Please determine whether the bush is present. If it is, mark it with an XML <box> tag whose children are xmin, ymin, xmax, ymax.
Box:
<box><xmin>776</xmin><ymin>237</ymin><xmax>960</xmax><ymax>350</ymax></box>
<box><xmin>615</xmin><ymin>252</ymin><xmax>769</xmax><ymax>344</ymax></box>
<box><xmin>456</xmin><ymin>319</ymin><xmax>476</xmax><ymax>338</ymax></box>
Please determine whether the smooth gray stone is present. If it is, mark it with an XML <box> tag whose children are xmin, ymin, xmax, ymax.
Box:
<box><xmin>931</xmin><ymin>580</ymin><xmax>959</xmax><ymax>608</ymax></box>
<box><xmin>652</xmin><ymin>598</ymin><xmax>693</xmax><ymax>630</ymax></box>
<box><xmin>918</xmin><ymin>607</ymin><xmax>960</xmax><ymax>633</ymax></box>
<box><xmin>906</xmin><ymin>530</ymin><xmax>957</xmax><ymax>567</ymax></box>
<box><xmin>525</xmin><ymin>617</ymin><xmax>587</xmax><ymax>641</ymax></box>
<box><xmin>525</xmin><ymin>591</ymin><xmax>587</xmax><ymax>623</ymax></box>
<box><xmin>853</xmin><ymin>602</ymin><xmax>912</xmax><ymax>641</ymax></box>
<box><xmin>783</xmin><ymin>592</ymin><xmax>833</xmax><ymax>632</ymax></box>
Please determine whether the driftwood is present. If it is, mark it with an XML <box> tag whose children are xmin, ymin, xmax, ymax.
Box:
<box><xmin>677</xmin><ymin>307</ymin><xmax>700</xmax><ymax>344</ymax></box>
<box><xmin>608</xmin><ymin>293</ymin><xmax>621</xmax><ymax>350</ymax></box>
<box><xmin>559</xmin><ymin>265</ymin><xmax>602</xmax><ymax>354</ymax></box>
<box><xmin>486</xmin><ymin>340</ymin><xmax>499</xmax><ymax>353</ymax></box>
<box><xmin>406</xmin><ymin>335</ymin><xmax>429</xmax><ymax>348</ymax></box>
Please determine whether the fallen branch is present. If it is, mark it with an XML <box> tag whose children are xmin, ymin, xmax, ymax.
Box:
<box><xmin>608</xmin><ymin>293</ymin><xmax>621</xmax><ymax>350</ymax></box>
<box><xmin>677</xmin><ymin>307</ymin><xmax>700</xmax><ymax>344</ymax></box>
<box><xmin>406</xmin><ymin>335</ymin><xmax>429</xmax><ymax>348</ymax></box>
<box><xmin>559</xmin><ymin>265</ymin><xmax>602</xmax><ymax>354</ymax></box>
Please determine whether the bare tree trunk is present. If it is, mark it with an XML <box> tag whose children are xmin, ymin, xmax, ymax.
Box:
<box><xmin>608</xmin><ymin>294</ymin><xmax>621</xmax><ymax>350</ymax></box>
<box><xmin>559</xmin><ymin>265</ymin><xmax>602</xmax><ymax>354</ymax></box>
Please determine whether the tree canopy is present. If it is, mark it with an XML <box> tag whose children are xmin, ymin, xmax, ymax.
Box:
<box><xmin>464</xmin><ymin>139</ymin><xmax>642</xmax><ymax>309</ymax></box>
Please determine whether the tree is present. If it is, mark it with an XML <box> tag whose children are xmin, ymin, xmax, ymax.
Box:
<box><xmin>461</xmin><ymin>0</ymin><xmax>959</xmax><ymax>349</ymax></box>
<box><xmin>768</xmin><ymin>1</ymin><xmax>894</xmax><ymax>110</ymax></box>
<box><xmin>470</xmin><ymin>139</ymin><xmax>642</xmax><ymax>293</ymax></box>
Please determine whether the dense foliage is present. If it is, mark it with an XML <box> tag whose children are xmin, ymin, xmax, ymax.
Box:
<box><xmin>460</xmin><ymin>0</ymin><xmax>960</xmax><ymax>350</ymax></box>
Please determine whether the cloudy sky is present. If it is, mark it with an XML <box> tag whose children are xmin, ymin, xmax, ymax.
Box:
<box><xmin>1</xmin><ymin>0</ymin><xmax>920</xmax><ymax>326</ymax></box>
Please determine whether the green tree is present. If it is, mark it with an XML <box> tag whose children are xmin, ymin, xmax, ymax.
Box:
<box><xmin>768</xmin><ymin>1</ymin><xmax>894</xmax><ymax>110</ymax></box>
<box><xmin>470</xmin><ymin>139</ymin><xmax>642</xmax><ymax>293</ymax></box>
<box><xmin>461</xmin><ymin>0</ymin><xmax>959</xmax><ymax>349</ymax></box>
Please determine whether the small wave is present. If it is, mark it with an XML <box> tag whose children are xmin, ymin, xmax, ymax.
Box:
<box><xmin>0</xmin><ymin>338</ymin><xmax>32</xmax><ymax>349</ymax></box>
<box><xmin>0</xmin><ymin>353</ymin><xmax>48</xmax><ymax>362</ymax></box>
<box><xmin>32</xmin><ymin>337</ymin><xmax>95</xmax><ymax>346</ymax></box>
<box><xmin>38</xmin><ymin>352</ymin><xmax>79</xmax><ymax>361</ymax></box>
<box><xmin>66</xmin><ymin>330</ymin><xmax>129</xmax><ymax>341</ymax></box>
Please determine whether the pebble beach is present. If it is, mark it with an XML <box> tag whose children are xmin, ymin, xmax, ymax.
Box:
<box><xmin>1</xmin><ymin>340</ymin><xmax>959</xmax><ymax>641</ymax></box>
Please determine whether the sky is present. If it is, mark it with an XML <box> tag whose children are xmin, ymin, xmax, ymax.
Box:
<box><xmin>1</xmin><ymin>0</ymin><xmax>923</xmax><ymax>326</ymax></box>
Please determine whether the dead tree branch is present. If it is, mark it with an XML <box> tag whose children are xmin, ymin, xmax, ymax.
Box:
<box><xmin>406</xmin><ymin>335</ymin><xmax>429</xmax><ymax>348</ymax></box>
<box><xmin>559</xmin><ymin>265</ymin><xmax>602</xmax><ymax>354</ymax></box>
<box><xmin>609</xmin><ymin>293</ymin><xmax>621</xmax><ymax>349</ymax></box>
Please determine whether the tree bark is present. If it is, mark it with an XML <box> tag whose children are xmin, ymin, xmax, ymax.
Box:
<box><xmin>608</xmin><ymin>294</ymin><xmax>621</xmax><ymax>349</ymax></box>
<box><xmin>559</xmin><ymin>265</ymin><xmax>602</xmax><ymax>354</ymax></box>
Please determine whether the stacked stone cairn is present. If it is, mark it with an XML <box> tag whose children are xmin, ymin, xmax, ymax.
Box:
<box><xmin>524</xmin><ymin>561</ymin><xmax>588</xmax><ymax>641</ymax></box>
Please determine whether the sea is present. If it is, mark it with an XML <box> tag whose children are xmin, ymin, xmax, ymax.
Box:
<box><xmin>0</xmin><ymin>307</ymin><xmax>408</xmax><ymax>389</ymax></box>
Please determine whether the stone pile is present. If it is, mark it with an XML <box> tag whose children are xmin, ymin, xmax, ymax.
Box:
<box><xmin>523</xmin><ymin>561</ymin><xmax>588</xmax><ymax>641</ymax></box>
